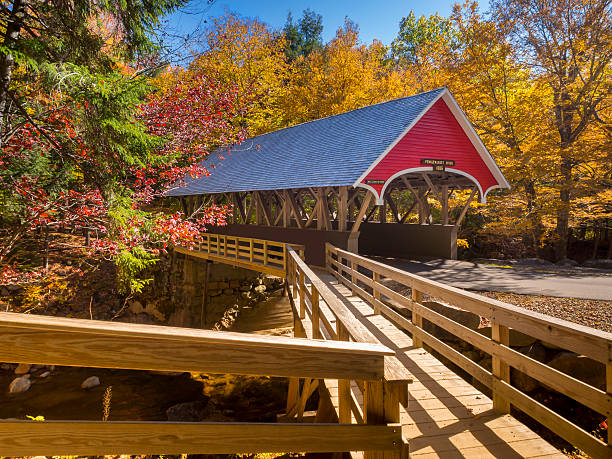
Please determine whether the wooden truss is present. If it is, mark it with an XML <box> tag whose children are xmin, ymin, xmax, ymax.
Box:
<box><xmin>179</xmin><ymin>171</ymin><xmax>480</xmax><ymax>234</ymax></box>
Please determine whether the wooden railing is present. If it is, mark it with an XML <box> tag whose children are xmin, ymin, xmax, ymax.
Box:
<box><xmin>175</xmin><ymin>233</ymin><xmax>304</xmax><ymax>277</ymax></box>
<box><xmin>285</xmin><ymin>246</ymin><xmax>411</xmax><ymax>458</ymax></box>
<box><xmin>326</xmin><ymin>243</ymin><xmax>612</xmax><ymax>459</ymax></box>
<box><xmin>0</xmin><ymin>311</ymin><xmax>404</xmax><ymax>457</ymax></box>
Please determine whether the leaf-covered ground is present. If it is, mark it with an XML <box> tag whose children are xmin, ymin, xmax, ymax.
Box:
<box><xmin>478</xmin><ymin>291</ymin><xmax>612</xmax><ymax>333</ymax></box>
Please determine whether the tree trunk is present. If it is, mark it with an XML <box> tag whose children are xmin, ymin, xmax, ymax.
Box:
<box><xmin>0</xmin><ymin>0</ymin><xmax>26</xmax><ymax>145</ymax></box>
<box><xmin>592</xmin><ymin>224</ymin><xmax>600</xmax><ymax>259</ymax></box>
<box><xmin>555</xmin><ymin>158</ymin><xmax>572</xmax><ymax>261</ymax></box>
<box><xmin>523</xmin><ymin>179</ymin><xmax>543</xmax><ymax>256</ymax></box>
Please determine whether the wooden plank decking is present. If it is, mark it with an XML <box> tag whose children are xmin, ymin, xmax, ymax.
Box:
<box><xmin>308</xmin><ymin>270</ymin><xmax>564</xmax><ymax>459</ymax></box>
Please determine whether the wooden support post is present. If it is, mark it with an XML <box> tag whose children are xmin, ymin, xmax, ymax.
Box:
<box><xmin>417</xmin><ymin>187</ymin><xmax>428</xmax><ymax>224</ymax></box>
<box><xmin>373</xmin><ymin>272</ymin><xmax>381</xmax><ymax>314</ymax></box>
<box><xmin>364</xmin><ymin>380</ymin><xmax>385</xmax><ymax>459</ymax></box>
<box><xmin>282</xmin><ymin>191</ymin><xmax>290</xmax><ymax>227</ymax></box>
<box><xmin>254</xmin><ymin>192</ymin><xmax>263</xmax><ymax>225</ymax></box>
<box><xmin>249</xmin><ymin>239</ymin><xmax>254</xmax><ymax>263</ymax></box>
<box><xmin>287</xmin><ymin>307</ymin><xmax>306</xmax><ymax>417</ymax></box>
<box><xmin>411</xmin><ymin>288</ymin><xmax>423</xmax><ymax>347</ymax></box>
<box><xmin>352</xmin><ymin>192</ymin><xmax>373</xmax><ymax>233</ymax></box>
<box><xmin>492</xmin><ymin>321</ymin><xmax>511</xmax><ymax>414</ymax></box>
<box><xmin>338</xmin><ymin>186</ymin><xmax>348</xmax><ymax>232</ymax></box>
<box><xmin>441</xmin><ymin>185</ymin><xmax>449</xmax><ymax>226</ymax></box>
<box><xmin>347</xmin><ymin>232</ymin><xmax>359</xmax><ymax>253</ymax></box>
<box><xmin>383</xmin><ymin>381</ymin><xmax>407</xmax><ymax>459</ymax></box>
<box><xmin>337</xmin><ymin>322</ymin><xmax>352</xmax><ymax>424</ymax></box>
<box><xmin>607</xmin><ymin>364</ymin><xmax>612</xmax><ymax>446</ymax></box>
<box><xmin>292</xmin><ymin>261</ymin><xmax>298</xmax><ymax>299</ymax></box>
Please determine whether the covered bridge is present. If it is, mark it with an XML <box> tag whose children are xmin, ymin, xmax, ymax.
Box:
<box><xmin>168</xmin><ymin>87</ymin><xmax>509</xmax><ymax>265</ymax></box>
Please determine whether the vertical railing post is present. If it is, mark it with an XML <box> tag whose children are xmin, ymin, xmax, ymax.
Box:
<box><xmin>492</xmin><ymin>321</ymin><xmax>511</xmax><ymax>413</ymax></box>
<box><xmin>411</xmin><ymin>287</ymin><xmax>423</xmax><ymax>347</ymax></box>
<box><xmin>292</xmin><ymin>260</ymin><xmax>298</xmax><ymax>299</ymax></box>
<box><xmin>249</xmin><ymin>239</ymin><xmax>254</xmax><ymax>262</ymax></box>
<box><xmin>337</xmin><ymin>322</ymin><xmax>351</xmax><ymax>424</ymax></box>
<box><xmin>264</xmin><ymin>240</ymin><xmax>268</xmax><ymax>266</ymax></box>
<box><xmin>223</xmin><ymin>235</ymin><xmax>227</xmax><ymax>257</ymax></box>
<box><xmin>283</xmin><ymin>245</ymin><xmax>288</xmax><ymax>275</ymax></box>
<box><xmin>299</xmin><ymin>270</ymin><xmax>306</xmax><ymax>319</ymax></box>
<box><xmin>373</xmin><ymin>272</ymin><xmax>381</xmax><ymax>314</ymax></box>
<box><xmin>312</xmin><ymin>286</ymin><xmax>321</xmax><ymax>339</ymax></box>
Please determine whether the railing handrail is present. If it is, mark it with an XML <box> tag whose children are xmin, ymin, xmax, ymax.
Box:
<box><xmin>178</xmin><ymin>233</ymin><xmax>305</xmax><ymax>277</ymax></box>
<box><xmin>201</xmin><ymin>232</ymin><xmax>305</xmax><ymax>253</ymax></box>
<box><xmin>327</xmin><ymin>244</ymin><xmax>612</xmax><ymax>363</ymax></box>
<box><xmin>0</xmin><ymin>420</ymin><xmax>404</xmax><ymax>457</ymax></box>
<box><xmin>0</xmin><ymin>311</ymin><xmax>391</xmax><ymax>381</ymax></box>
<box><xmin>286</xmin><ymin>246</ymin><xmax>381</xmax><ymax>345</ymax></box>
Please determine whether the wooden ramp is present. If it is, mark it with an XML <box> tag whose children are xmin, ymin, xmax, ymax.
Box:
<box><xmin>312</xmin><ymin>270</ymin><xmax>563</xmax><ymax>459</ymax></box>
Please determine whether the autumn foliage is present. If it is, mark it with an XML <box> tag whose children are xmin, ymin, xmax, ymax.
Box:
<box><xmin>1</xmin><ymin>0</ymin><xmax>610</xmax><ymax>294</ymax></box>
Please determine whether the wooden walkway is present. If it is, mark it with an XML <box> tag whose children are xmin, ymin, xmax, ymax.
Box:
<box><xmin>308</xmin><ymin>270</ymin><xmax>564</xmax><ymax>459</ymax></box>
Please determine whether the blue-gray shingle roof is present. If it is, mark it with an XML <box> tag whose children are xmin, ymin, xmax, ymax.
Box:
<box><xmin>166</xmin><ymin>87</ymin><xmax>446</xmax><ymax>196</ymax></box>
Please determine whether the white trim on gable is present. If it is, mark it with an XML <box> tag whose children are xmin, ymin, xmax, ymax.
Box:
<box><xmin>440</xmin><ymin>91</ymin><xmax>510</xmax><ymax>189</ymax></box>
<box><xmin>352</xmin><ymin>88</ymin><xmax>511</xmax><ymax>192</ymax></box>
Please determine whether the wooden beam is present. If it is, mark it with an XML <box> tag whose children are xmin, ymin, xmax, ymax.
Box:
<box><xmin>399</xmin><ymin>199</ymin><xmax>417</xmax><ymax>224</ymax></box>
<box><xmin>454</xmin><ymin>188</ymin><xmax>478</xmax><ymax>228</ymax></box>
<box><xmin>296</xmin><ymin>192</ymin><xmax>310</xmax><ymax>223</ymax></box>
<box><xmin>305</xmin><ymin>192</ymin><xmax>321</xmax><ymax>228</ymax></box>
<box><xmin>233</xmin><ymin>192</ymin><xmax>247</xmax><ymax>223</ymax></box>
<box><xmin>351</xmin><ymin>192</ymin><xmax>373</xmax><ymax>233</ymax></box>
<box><xmin>385</xmin><ymin>194</ymin><xmax>401</xmax><ymax>223</ymax></box>
<box><xmin>364</xmin><ymin>204</ymin><xmax>378</xmax><ymax>223</ymax></box>
<box><xmin>273</xmin><ymin>192</ymin><xmax>284</xmax><ymax>226</ymax></box>
<box><xmin>255</xmin><ymin>191</ymin><xmax>272</xmax><ymax>226</ymax></box>
<box><xmin>420</xmin><ymin>173</ymin><xmax>441</xmax><ymax>200</ymax></box>
<box><xmin>0</xmin><ymin>421</ymin><xmax>403</xmax><ymax>456</ymax></box>
<box><xmin>245</xmin><ymin>192</ymin><xmax>255</xmax><ymax>224</ymax></box>
<box><xmin>338</xmin><ymin>186</ymin><xmax>348</xmax><ymax>232</ymax></box>
<box><xmin>319</xmin><ymin>189</ymin><xmax>332</xmax><ymax>230</ymax></box>
<box><xmin>286</xmin><ymin>190</ymin><xmax>304</xmax><ymax>229</ymax></box>
<box><xmin>0</xmin><ymin>311</ymin><xmax>391</xmax><ymax>381</ymax></box>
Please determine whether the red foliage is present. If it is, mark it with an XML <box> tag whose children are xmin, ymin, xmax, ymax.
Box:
<box><xmin>1</xmin><ymin>72</ymin><xmax>247</xmax><ymax>270</ymax></box>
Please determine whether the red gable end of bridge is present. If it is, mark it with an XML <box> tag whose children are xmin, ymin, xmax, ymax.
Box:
<box><xmin>360</xmin><ymin>97</ymin><xmax>502</xmax><ymax>202</ymax></box>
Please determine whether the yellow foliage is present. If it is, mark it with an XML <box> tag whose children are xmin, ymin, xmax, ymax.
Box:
<box><xmin>281</xmin><ymin>20</ymin><xmax>406</xmax><ymax>125</ymax></box>
<box><xmin>188</xmin><ymin>14</ymin><xmax>290</xmax><ymax>135</ymax></box>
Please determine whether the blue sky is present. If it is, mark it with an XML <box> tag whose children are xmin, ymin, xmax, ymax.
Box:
<box><xmin>164</xmin><ymin>0</ymin><xmax>455</xmax><ymax>48</ymax></box>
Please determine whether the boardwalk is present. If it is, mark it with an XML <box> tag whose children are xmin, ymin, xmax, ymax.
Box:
<box><xmin>305</xmin><ymin>270</ymin><xmax>564</xmax><ymax>458</ymax></box>
<box><xmin>174</xmin><ymin>237</ymin><xmax>611</xmax><ymax>457</ymax></box>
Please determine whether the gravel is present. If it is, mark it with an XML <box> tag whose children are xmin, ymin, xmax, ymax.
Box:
<box><xmin>477</xmin><ymin>291</ymin><xmax>612</xmax><ymax>333</ymax></box>
<box><xmin>383</xmin><ymin>279</ymin><xmax>612</xmax><ymax>334</ymax></box>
